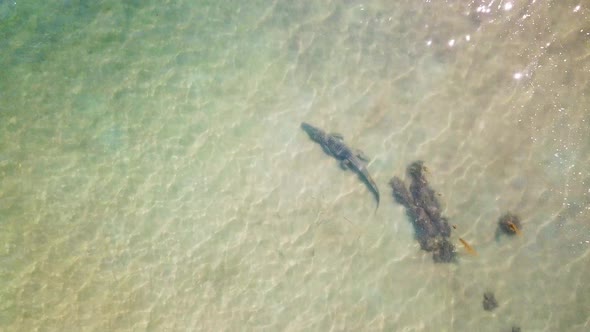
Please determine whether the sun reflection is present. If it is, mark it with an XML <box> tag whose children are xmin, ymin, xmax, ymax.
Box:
<box><xmin>503</xmin><ymin>2</ymin><xmax>513</xmax><ymax>11</ymax></box>
<box><xmin>573</xmin><ymin>5</ymin><xmax>581</xmax><ymax>13</ymax></box>
<box><xmin>476</xmin><ymin>6</ymin><xmax>491</xmax><ymax>13</ymax></box>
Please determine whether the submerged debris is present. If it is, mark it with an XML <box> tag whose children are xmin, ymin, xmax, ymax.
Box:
<box><xmin>459</xmin><ymin>238</ymin><xmax>478</xmax><ymax>256</ymax></box>
<box><xmin>511</xmin><ymin>326</ymin><xmax>521</xmax><ymax>332</ymax></box>
<box><xmin>498</xmin><ymin>213</ymin><xmax>523</xmax><ymax>236</ymax></box>
<box><xmin>390</xmin><ymin>161</ymin><xmax>456</xmax><ymax>263</ymax></box>
<box><xmin>483</xmin><ymin>291</ymin><xmax>498</xmax><ymax>311</ymax></box>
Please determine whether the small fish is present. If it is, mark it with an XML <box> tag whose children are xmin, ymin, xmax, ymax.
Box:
<box><xmin>452</xmin><ymin>224</ymin><xmax>457</xmax><ymax>229</ymax></box>
<box><xmin>459</xmin><ymin>238</ymin><xmax>478</xmax><ymax>256</ymax></box>
<box><xmin>507</xmin><ymin>221</ymin><xmax>522</xmax><ymax>236</ymax></box>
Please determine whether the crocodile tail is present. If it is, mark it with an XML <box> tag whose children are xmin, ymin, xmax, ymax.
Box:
<box><xmin>372</xmin><ymin>177</ymin><xmax>380</xmax><ymax>211</ymax></box>
<box><xmin>361</xmin><ymin>169</ymin><xmax>380</xmax><ymax>210</ymax></box>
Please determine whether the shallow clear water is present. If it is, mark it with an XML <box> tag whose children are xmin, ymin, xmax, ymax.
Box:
<box><xmin>1</xmin><ymin>1</ymin><xmax>589</xmax><ymax>331</ymax></box>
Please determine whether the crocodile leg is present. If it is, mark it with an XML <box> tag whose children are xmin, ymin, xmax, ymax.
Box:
<box><xmin>340</xmin><ymin>159</ymin><xmax>350</xmax><ymax>170</ymax></box>
<box><xmin>330</xmin><ymin>132</ymin><xmax>344</xmax><ymax>140</ymax></box>
<box><xmin>355</xmin><ymin>149</ymin><xmax>370</xmax><ymax>162</ymax></box>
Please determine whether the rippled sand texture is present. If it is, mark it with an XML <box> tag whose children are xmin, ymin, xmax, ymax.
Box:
<box><xmin>1</xmin><ymin>0</ymin><xmax>589</xmax><ymax>331</ymax></box>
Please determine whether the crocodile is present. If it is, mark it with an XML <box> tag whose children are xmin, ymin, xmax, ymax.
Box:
<box><xmin>301</xmin><ymin>122</ymin><xmax>380</xmax><ymax>209</ymax></box>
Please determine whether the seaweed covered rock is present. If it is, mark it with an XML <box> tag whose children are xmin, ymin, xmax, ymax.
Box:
<box><xmin>408</xmin><ymin>161</ymin><xmax>442</xmax><ymax>221</ymax></box>
<box><xmin>390</xmin><ymin>161</ymin><xmax>456</xmax><ymax>263</ymax></box>
<box><xmin>498</xmin><ymin>212</ymin><xmax>522</xmax><ymax>236</ymax></box>
<box><xmin>390</xmin><ymin>176</ymin><xmax>414</xmax><ymax>208</ymax></box>
<box><xmin>432</xmin><ymin>238</ymin><xmax>456</xmax><ymax>263</ymax></box>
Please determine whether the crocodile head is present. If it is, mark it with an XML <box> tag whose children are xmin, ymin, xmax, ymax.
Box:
<box><xmin>301</xmin><ymin>122</ymin><xmax>325</xmax><ymax>142</ymax></box>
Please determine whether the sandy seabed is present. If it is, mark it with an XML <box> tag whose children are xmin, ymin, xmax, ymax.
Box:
<box><xmin>1</xmin><ymin>1</ymin><xmax>589</xmax><ymax>331</ymax></box>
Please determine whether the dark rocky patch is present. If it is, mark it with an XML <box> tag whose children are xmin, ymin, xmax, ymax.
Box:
<box><xmin>389</xmin><ymin>161</ymin><xmax>456</xmax><ymax>263</ymax></box>
<box><xmin>432</xmin><ymin>238</ymin><xmax>456</xmax><ymax>263</ymax></box>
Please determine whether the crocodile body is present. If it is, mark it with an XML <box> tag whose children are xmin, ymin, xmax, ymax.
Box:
<box><xmin>301</xmin><ymin>122</ymin><xmax>380</xmax><ymax>209</ymax></box>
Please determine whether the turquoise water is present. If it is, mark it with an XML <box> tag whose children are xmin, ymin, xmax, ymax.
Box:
<box><xmin>1</xmin><ymin>1</ymin><xmax>589</xmax><ymax>331</ymax></box>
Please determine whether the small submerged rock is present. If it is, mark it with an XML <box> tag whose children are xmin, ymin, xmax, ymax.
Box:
<box><xmin>483</xmin><ymin>291</ymin><xmax>498</xmax><ymax>311</ymax></box>
<box><xmin>498</xmin><ymin>212</ymin><xmax>523</xmax><ymax>236</ymax></box>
